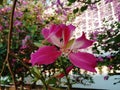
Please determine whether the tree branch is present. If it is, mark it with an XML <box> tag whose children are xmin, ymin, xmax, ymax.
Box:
<box><xmin>0</xmin><ymin>0</ymin><xmax>17</xmax><ymax>89</ymax></box>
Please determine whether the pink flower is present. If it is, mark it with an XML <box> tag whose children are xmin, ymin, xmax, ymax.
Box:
<box><xmin>21</xmin><ymin>35</ymin><xmax>30</xmax><ymax>49</ymax></box>
<box><xmin>91</xmin><ymin>31</ymin><xmax>99</xmax><ymax>40</ymax></box>
<box><xmin>108</xmin><ymin>65</ymin><xmax>113</xmax><ymax>70</ymax></box>
<box><xmin>19</xmin><ymin>0</ymin><xmax>28</xmax><ymax>5</ymax></box>
<box><xmin>104</xmin><ymin>76</ymin><xmax>109</xmax><ymax>80</ymax></box>
<box><xmin>14</xmin><ymin>11</ymin><xmax>23</xmax><ymax>18</ymax></box>
<box><xmin>56</xmin><ymin>0</ymin><xmax>62</xmax><ymax>6</ymax></box>
<box><xmin>97</xmin><ymin>56</ymin><xmax>104</xmax><ymax>62</ymax></box>
<box><xmin>14</xmin><ymin>20</ymin><xmax>22</xmax><ymax>26</ymax></box>
<box><xmin>31</xmin><ymin>24</ymin><xmax>97</xmax><ymax>72</ymax></box>
<box><xmin>105</xmin><ymin>0</ymin><xmax>113</xmax><ymax>4</ymax></box>
<box><xmin>88</xmin><ymin>4</ymin><xmax>98</xmax><ymax>10</ymax></box>
<box><xmin>0</xmin><ymin>6</ymin><xmax>11</xmax><ymax>14</ymax></box>
<box><xmin>115</xmin><ymin>4</ymin><xmax>120</xmax><ymax>21</ymax></box>
<box><xmin>106</xmin><ymin>55</ymin><xmax>112</xmax><ymax>59</ymax></box>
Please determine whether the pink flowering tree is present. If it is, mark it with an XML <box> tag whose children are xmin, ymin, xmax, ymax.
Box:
<box><xmin>0</xmin><ymin>0</ymin><xmax>100</xmax><ymax>90</ymax></box>
<box><xmin>0</xmin><ymin>0</ymin><xmax>49</xmax><ymax>87</ymax></box>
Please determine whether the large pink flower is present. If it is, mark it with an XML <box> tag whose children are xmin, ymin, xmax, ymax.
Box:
<box><xmin>31</xmin><ymin>24</ymin><xmax>97</xmax><ymax>72</ymax></box>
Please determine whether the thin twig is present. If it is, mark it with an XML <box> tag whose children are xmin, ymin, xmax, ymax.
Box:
<box><xmin>7</xmin><ymin>0</ymin><xmax>17</xmax><ymax>89</ymax></box>
<box><xmin>0</xmin><ymin>60</ymin><xmax>7</xmax><ymax>77</ymax></box>
<box><xmin>0</xmin><ymin>0</ymin><xmax>17</xmax><ymax>89</ymax></box>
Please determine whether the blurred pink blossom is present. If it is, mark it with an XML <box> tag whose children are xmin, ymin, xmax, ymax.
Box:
<box><xmin>105</xmin><ymin>0</ymin><xmax>113</xmax><ymax>4</ymax></box>
<box><xmin>21</xmin><ymin>35</ymin><xmax>30</xmax><ymax>49</ymax></box>
<box><xmin>115</xmin><ymin>4</ymin><xmax>120</xmax><ymax>15</ymax></box>
<box><xmin>19</xmin><ymin>0</ymin><xmax>28</xmax><ymax>5</ymax></box>
<box><xmin>114</xmin><ymin>1</ymin><xmax>120</xmax><ymax>21</ymax></box>
<box><xmin>14</xmin><ymin>11</ymin><xmax>23</xmax><ymax>18</ymax></box>
<box><xmin>97</xmin><ymin>56</ymin><xmax>104</xmax><ymax>62</ymax></box>
<box><xmin>14</xmin><ymin>20</ymin><xmax>22</xmax><ymax>26</ymax></box>
<box><xmin>0</xmin><ymin>6</ymin><xmax>11</xmax><ymax>14</ymax></box>
<box><xmin>106</xmin><ymin>55</ymin><xmax>112</xmax><ymax>59</ymax></box>
<box><xmin>89</xmin><ymin>4</ymin><xmax>98</xmax><ymax>10</ymax></box>
<box><xmin>108</xmin><ymin>65</ymin><xmax>113</xmax><ymax>70</ymax></box>
<box><xmin>104</xmin><ymin>75</ymin><xmax>109</xmax><ymax>80</ymax></box>
<box><xmin>91</xmin><ymin>31</ymin><xmax>99</xmax><ymax>40</ymax></box>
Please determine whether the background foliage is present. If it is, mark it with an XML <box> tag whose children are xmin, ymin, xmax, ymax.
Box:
<box><xmin>0</xmin><ymin>0</ymin><xmax>120</xmax><ymax>89</ymax></box>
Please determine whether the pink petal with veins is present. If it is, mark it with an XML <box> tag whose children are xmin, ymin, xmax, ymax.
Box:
<box><xmin>42</xmin><ymin>24</ymin><xmax>75</xmax><ymax>48</ymax></box>
<box><xmin>31</xmin><ymin>46</ymin><xmax>61</xmax><ymax>65</ymax></box>
<box><xmin>42</xmin><ymin>28</ymin><xmax>49</xmax><ymax>39</ymax></box>
<box><xmin>71</xmin><ymin>32</ymin><xmax>94</xmax><ymax>50</ymax></box>
<box><xmin>59</xmin><ymin>24</ymin><xmax>75</xmax><ymax>47</ymax></box>
<box><xmin>69</xmin><ymin>52</ymin><xmax>97</xmax><ymax>72</ymax></box>
<box><xmin>42</xmin><ymin>25</ymin><xmax>62</xmax><ymax>47</ymax></box>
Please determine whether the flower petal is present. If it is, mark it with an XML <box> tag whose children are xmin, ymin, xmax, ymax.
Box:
<box><xmin>42</xmin><ymin>25</ymin><xmax>59</xmax><ymax>42</ymax></box>
<box><xmin>68</xmin><ymin>24</ymin><xmax>76</xmax><ymax>31</ymax></box>
<box><xmin>42</xmin><ymin>25</ymin><xmax>62</xmax><ymax>47</ymax></box>
<box><xmin>70</xmin><ymin>32</ymin><xmax>94</xmax><ymax>50</ymax></box>
<box><xmin>42</xmin><ymin>28</ymin><xmax>49</xmax><ymax>39</ymax></box>
<box><xmin>60</xmin><ymin>24</ymin><xmax>75</xmax><ymax>47</ymax></box>
<box><xmin>31</xmin><ymin>46</ymin><xmax>61</xmax><ymax>65</ymax></box>
<box><xmin>69</xmin><ymin>52</ymin><xmax>97</xmax><ymax>72</ymax></box>
<box><xmin>42</xmin><ymin>24</ymin><xmax>76</xmax><ymax>48</ymax></box>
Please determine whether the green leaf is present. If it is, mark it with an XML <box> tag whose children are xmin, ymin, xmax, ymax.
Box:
<box><xmin>34</xmin><ymin>42</ymin><xmax>42</xmax><ymax>47</ymax></box>
<box><xmin>106</xmin><ymin>34</ymin><xmax>120</xmax><ymax>43</ymax></box>
<box><xmin>28</xmin><ymin>25</ymin><xmax>37</xmax><ymax>37</ymax></box>
<box><xmin>117</xmin><ymin>23</ymin><xmax>120</xmax><ymax>28</ymax></box>
<box><xmin>30</xmin><ymin>67</ymin><xmax>41</xmax><ymax>79</ymax></box>
<box><xmin>87</xmin><ymin>0</ymin><xmax>91</xmax><ymax>4</ymax></box>
<box><xmin>73</xmin><ymin>8</ymin><xmax>79</xmax><ymax>14</ymax></box>
<box><xmin>47</xmin><ymin>77</ymin><xmax>57</xmax><ymax>84</ymax></box>
<box><xmin>80</xmin><ymin>5</ymin><xmax>88</xmax><ymax>12</ymax></box>
<box><xmin>33</xmin><ymin>66</ymin><xmax>40</xmax><ymax>75</ymax></box>
<box><xmin>114</xmin><ymin>34</ymin><xmax>120</xmax><ymax>43</ymax></box>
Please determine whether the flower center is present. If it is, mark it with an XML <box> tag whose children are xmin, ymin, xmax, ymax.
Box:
<box><xmin>60</xmin><ymin>48</ymin><xmax>71</xmax><ymax>57</ymax></box>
